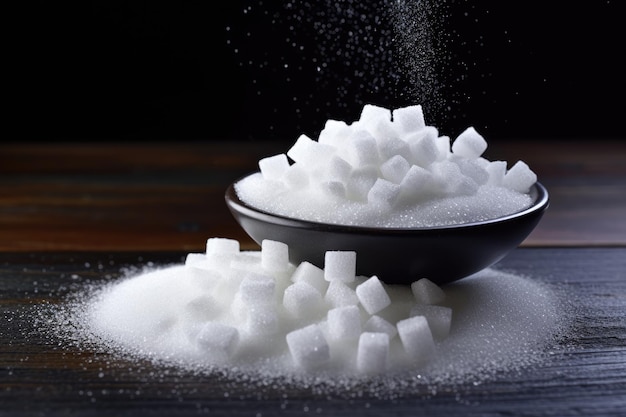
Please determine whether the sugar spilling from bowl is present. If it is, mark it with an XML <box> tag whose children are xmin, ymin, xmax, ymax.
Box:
<box><xmin>75</xmin><ymin>237</ymin><xmax>564</xmax><ymax>387</ymax></box>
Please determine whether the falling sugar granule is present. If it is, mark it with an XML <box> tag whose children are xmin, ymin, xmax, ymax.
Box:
<box><xmin>48</xmin><ymin>237</ymin><xmax>567</xmax><ymax>399</ymax></box>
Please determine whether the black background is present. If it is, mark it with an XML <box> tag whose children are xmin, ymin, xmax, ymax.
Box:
<box><xmin>8</xmin><ymin>1</ymin><xmax>625</xmax><ymax>143</ymax></box>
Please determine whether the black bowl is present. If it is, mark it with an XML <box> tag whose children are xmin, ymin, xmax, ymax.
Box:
<box><xmin>225</xmin><ymin>176</ymin><xmax>549</xmax><ymax>286</ymax></box>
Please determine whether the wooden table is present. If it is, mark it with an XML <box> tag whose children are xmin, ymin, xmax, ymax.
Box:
<box><xmin>1</xmin><ymin>140</ymin><xmax>625</xmax><ymax>416</ymax></box>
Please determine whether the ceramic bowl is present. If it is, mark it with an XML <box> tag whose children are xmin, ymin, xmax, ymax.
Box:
<box><xmin>225</xmin><ymin>176</ymin><xmax>549</xmax><ymax>285</ymax></box>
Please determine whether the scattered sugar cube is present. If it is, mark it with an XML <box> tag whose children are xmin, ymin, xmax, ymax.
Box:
<box><xmin>411</xmin><ymin>278</ymin><xmax>446</xmax><ymax>305</ymax></box>
<box><xmin>206</xmin><ymin>238</ymin><xmax>240</xmax><ymax>255</ymax></box>
<box><xmin>344</xmin><ymin>130</ymin><xmax>380</xmax><ymax>167</ymax></box>
<box><xmin>377</xmin><ymin>136</ymin><xmax>410</xmax><ymax>161</ymax></box>
<box><xmin>259</xmin><ymin>153</ymin><xmax>290</xmax><ymax>181</ymax></box>
<box><xmin>355</xmin><ymin>275</ymin><xmax>391</xmax><ymax>315</ymax></box>
<box><xmin>245</xmin><ymin>305</ymin><xmax>280</xmax><ymax>336</ymax></box>
<box><xmin>409</xmin><ymin>304</ymin><xmax>453</xmax><ymax>340</ymax></box>
<box><xmin>451</xmin><ymin>127</ymin><xmax>487</xmax><ymax>159</ymax></box>
<box><xmin>324</xmin><ymin>280</ymin><xmax>359</xmax><ymax>307</ymax></box>
<box><xmin>327</xmin><ymin>305</ymin><xmax>362</xmax><ymax>340</ymax></box>
<box><xmin>238</xmin><ymin>272</ymin><xmax>275</xmax><ymax>304</ymax></box>
<box><xmin>283</xmin><ymin>281</ymin><xmax>325</xmax><ymax>320</ymax></box>
<box><xmin>324</xmin><ymin>251</ymin><xmax>357</xmax><ymax>283</ymax></box>
<box><xmin>397</xmin><ymin>315</ymin><xmax>435</xmax><ymax>361</ymax></box>
<box><xmin>503</xmin><ymin>160</ymin><xmax>537</xmax><ymax>193</ymax></box>
<box><xmin>286</xmin><ymin>324</ymin><xmax>330</xmax><ymax>370</ymax></box>
<box><xmin>261</xmin><ymin>239</ymin><xmax>290</xmax><ymax>272</ymax></box>
<box><xmin>485</xmin><ymin>160</ymin><xmax>508</xmax><ymax>186</ymax></box>
<box><xmin>291</xmin><ymin>261</ymin><xmax>328</xmax><ymax>294</ymax></box>
<box><xmin>356</xmin><ymin>332</ymin><xmax>390</xmax><ymax>374</ymax></box>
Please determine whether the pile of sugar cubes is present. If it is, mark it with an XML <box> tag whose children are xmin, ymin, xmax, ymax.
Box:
<box><xmin>235</xmin><ymin>103</ymin><xmax>537</xmax><ymax>227</ymax></box>
<box><xmin>92</xmin><ymin>237</ymin><xmax>453</xmax><ymax>375</ymax></box>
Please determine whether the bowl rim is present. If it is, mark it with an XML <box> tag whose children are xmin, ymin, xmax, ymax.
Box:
<box><xmin>225</xmin><ymin>174</ymin><xmax>549</xmax><ymax>234</ymax></box>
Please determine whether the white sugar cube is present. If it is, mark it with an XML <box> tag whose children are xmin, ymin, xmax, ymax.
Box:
<box><xmin>397</xmin><ymin>315</ymin><xmax>435</xmax><ymax>361</ymax></box>
<box><xmin>406</xmin><ymin>126</ymin><xmax>440</xmax><ymax>167</ymax></box>
<box><xmin>392</xmin><ymin>105</ymin><xmax>426</xmax><ymax>136</ymax></box>
<box><xmin>290</xmin><ymin>261</ymin><xmax>328</xmax><ymax>294</ymax></box>
<box><xmin>184</xmin><ymin>253</ymin><xmax>206</xmax><ymax>266</ymax></box>
<box><xmin>344</xmin><ymin>130</ymin><xmax>380</xmax><ymax>167</ymax></box>
<box><xmin>397</xmin><ymin>165</ymin><xmax>441</xmax><ymax>205</ymax></box>
<box><xmin>451</xmin><ymin>127</ymin><xmax>487</xmax><ymax>159</ymax></box>
<box><xmin>282</xmin><ymin>163</ymin><xmax>310</xmax><ymax>188</ymax></box>
<box><xmin>318</xmin><ymin>119</ymin><xmax>351</xmax><ymax>147</ymax></box>
<box><xmin>452</xmin><ymin>155</ymin><xmax>489</xmax><ymax>186</ymax></box>
<box><xmin>367</xmin><ymin>178</ymin><xmax>401</xmax><ymax>206</ymax></box>
<box><xmin>286</xmin><ymin>324</ymin><xmax>330</xmax><ymax>369</ymax></box>
<box><xmin>238</xmin><ymin>272</ymin><xmax>275</xmax><ymax>304</ymax></box>
<box><xmin>259</xmin><ymin>153</ymin><xmax>290</xmax><ymax>181</ymax></box>
<box><xmin>359</xmin><ymin>103</ymin><xmax>392</xmax><ymax>125</ymax></box>
<box><xmin>287</xmin><ymin>134</ymin><xmax>335</xmax><ymax>168</ymax></box>
<box><xmin>411</xmin><ymin>278</ymin><xmax>446</xmax><ymax>305</ymax></box>
<box><xmin>324</xmin><ymin>251</ymin><xmax>357</xmax><ymax>283</ymax></box>
<box><xmin>206</xmin><ymin>238</ymin><xmax>240</xmax><ymax>255</ymax></box>
<box><xmin>410</xmin><ymin>304</ymin><xmax>453</xmax><ymax>340</ymax></box>
<box><xmin>355</xmin><ymin>275</ymin><xmax>391</xmax><ymax>315</ymax></box>
<box><xmin>261</xmin><ymin>239</ymin><xmax>290</xmax><ymax>272</ymax></box>
<box><xmin>327</xmin><ymin>305</ymin><xmax>362</xmax><ymax>340</ymax></box>
<box><xmin>377</xmin><ymin>136</ymin><xmax>410</xmax><ymax>161</ymax></box>
<box><xmin>485</xmin><ymin>160</ymin><xmax>508</xmax><ymax>186</ymax></box>
<box><xmin>283</xmin><ymin>281</ymin><xmax>325</xmax><ymax>320</ymax></box>
<box><xmin>318</xmin><ymin>180</ymin><xmax>346</xmax><ymax>199</ymax></box>
<box><xmin>503</xmin><ymin>160</ymin><xmax>537</xmax><ymax>193</ymax></box>
<box><xmin>324</xmin><ymin>280</ymin><xmax>359</xmax><ymax>307</ymax></box>
<box><xmin>325</xmin><ymin>155</ymin><xmax>353</xmax><ymax>183</ymax></box>
<box><xmin>195</xmin><ymin>322</ymin><xmax>240</xmax><ymax>359</ymax></box>
<box><xmin>245</xmin><ymin>305</ymin><xmax>279</xmax><ymax>336</ymax></box>
<box><xmin>346</xmin><ymin>167</ymin><xmax>379</xmax><ymax>201</ymax></box>
<box><xmin>363</xmin><ymin>315</ymin><xmax>397</xmax><ymax>340</ymax></box>
<box><xmin>380</xmin><ymin>155</ymin><xmax>411</xmax><ymax>184</ymax></box>
<box><xmin>435</xmin><ymin>135</ymin><xmax>451</xmax><ymax>161</ymax></box>
<box><xmin>356</xmin><ymin>332</ymin><xmax>390</xmax><ymax>374</ymax></box>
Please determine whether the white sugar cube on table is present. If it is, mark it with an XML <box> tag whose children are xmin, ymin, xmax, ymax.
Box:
<box><xmin>411</xmin><ymin>278</ymin><xmax>446</xmax><ymax>305</ymax></box>
<box><xmin>283</xmin><ymin>281</ymin><xmax>325</xmax><ymax>320</ymax></box>
<box><xmin>286</xmin><ymin>324</ymin><xmax>330</xmax><ymax>370</ymax></box>
<box><xmin>409</xmin><ymin>304</ymin><xmax>453</xmax><ymax>340</ymax></box>
<box><xmin>356</xmin><ymin>332</ymin><xmax>390</xmax><ymax>374</ymax></box>
<box><xmin>325</xmin><ymin>280</ymin><xmax>359</xmax><ymax>308</ymax></box>
<box><xmin>356</xmin><ymin>275</ymin><xmax>391</xmax><ymax>315</ymax></box>
<box><xmin>397</xmin><ymin>315</ymin><xmax>436</xmax><ymax>362</ymax></box>
<box><xmin>326</xmin><ymin>305</ymin><xmax>362</xmax><ymax>340</ymax></box>
<box><xmin>324</xmin><ymin>251</ymin><xmax>357</xmax><ymax>283</ymax></box>
<box><xmin>261</xmin><ymin>239</ymin><xmax>290</xmax><ymax>272</ymax></box>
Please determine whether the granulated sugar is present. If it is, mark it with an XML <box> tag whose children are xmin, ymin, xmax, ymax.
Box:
<box><xmin>235</xmin><ymin>103</ymin><xmax>536</xmax><ymax>228</ymax></box>
<box><xmin>49</xmin><ymin>238</ymin><xmax>565</xmax><ymax>398</ymax></box>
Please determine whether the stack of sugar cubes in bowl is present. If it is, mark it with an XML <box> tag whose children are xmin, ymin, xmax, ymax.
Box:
<box><xmin>213</xmin><ymin>103</ymin><xmax>549</xmax><ymax>374</ymax></box>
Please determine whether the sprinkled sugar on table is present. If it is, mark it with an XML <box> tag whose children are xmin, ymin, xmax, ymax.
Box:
<box><xmin>1</xmin><ymin>139</ymin><xmax>625</xmax><ymax>416</ymax></box>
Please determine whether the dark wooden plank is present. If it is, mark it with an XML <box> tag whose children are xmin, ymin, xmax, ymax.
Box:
<box><xmin>1</xmin><ymin>248</ymin><xmax>625</xmax><ymax>416</ymax></box>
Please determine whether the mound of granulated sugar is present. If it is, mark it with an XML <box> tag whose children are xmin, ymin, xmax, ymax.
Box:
<box><xmin>235</xmin><ymin>103</ymin><xmax>537</xmax><ymax>227</ymax></box>
<box><xmin>79</xmin><ymin>237</ymin><xmax>563</xmax><ymax>389</ymax></box>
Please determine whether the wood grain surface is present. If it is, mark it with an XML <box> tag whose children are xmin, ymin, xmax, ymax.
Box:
<box><xmin>1</xmin><ymin>248</ymin><xmax>625</xmax><ymax>416</ymax></box>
